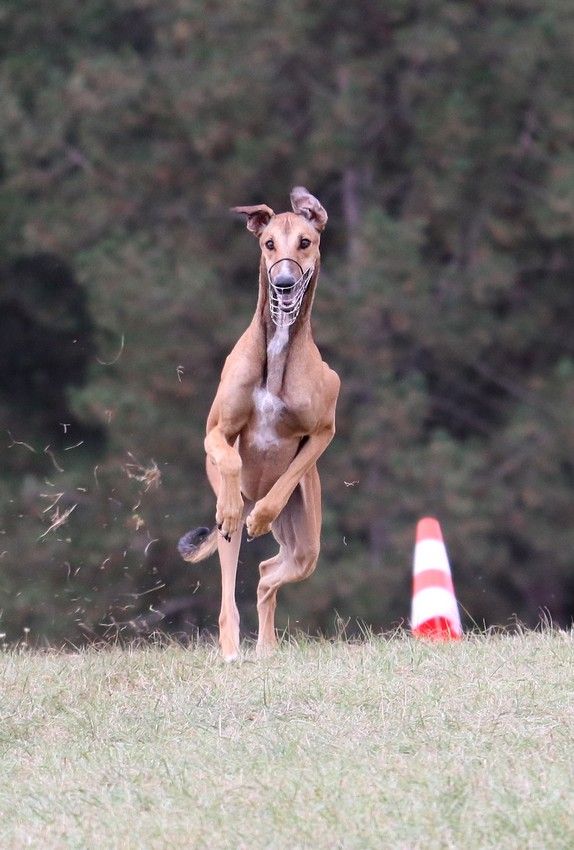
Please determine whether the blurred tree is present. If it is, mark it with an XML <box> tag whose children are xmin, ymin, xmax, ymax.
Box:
<box><xmin>0</xmin><ymin>253</ymin><xmax>101</xmax><ymax>453</ymax></box>
<box><xmin>0</xmin><ymin>0</ymin><xmax>573</xmax><ymax>642</ymax></box>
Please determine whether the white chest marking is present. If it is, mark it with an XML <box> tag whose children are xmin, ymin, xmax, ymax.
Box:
<box><xmin>267</xmin><ymin>325</ymin><xmax>288</xmax><ymax>357</ymax></box>
<box><xmin>250</xmin><ymin>327</ymin><xmax>290</xmax><ymax>450</ymax></box>
<box><xmin>252</xmin><ymin>387</ymin><xmax>283</xmax><ymax>450</ymax></box>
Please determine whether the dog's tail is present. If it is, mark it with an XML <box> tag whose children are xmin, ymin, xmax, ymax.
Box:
<box><xmin>178</xmin><ymin>526</ymin><xmax>218</xmax><ymax>563</ymax></box>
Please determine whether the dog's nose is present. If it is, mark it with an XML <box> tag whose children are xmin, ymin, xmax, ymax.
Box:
<box><xmin>269</xmin><ymin>258</ymin><xmax>302</xmax><ymax>289</ymax></box>
<box><xmin>272</xmin><ymin>274</ymin><xmax>297</xmax><ymax>290</ymax></box>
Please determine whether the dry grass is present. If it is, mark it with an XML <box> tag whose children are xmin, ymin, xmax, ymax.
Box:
<box><xmin>1</xmin><ymin>630</ymin><xmax>573</xmax><ymax>849</ymax></box>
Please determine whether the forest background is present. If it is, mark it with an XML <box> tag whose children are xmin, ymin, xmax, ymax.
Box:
<box><xmin>1</xmin><ymin>0</ymin><xmax>573</xmax><ymax>644</ymax></box>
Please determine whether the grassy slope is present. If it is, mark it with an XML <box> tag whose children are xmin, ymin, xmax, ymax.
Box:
<box><xmin>1</xmin><ymin>632</ymin><xmax>573</xmax><ymax>850</ymax></box>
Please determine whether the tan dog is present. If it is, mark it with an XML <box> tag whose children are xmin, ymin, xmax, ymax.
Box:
<box><xmin>179</xmin><ymin>187</ymin><xmax>340</xmax><ymax>659</ymax></box>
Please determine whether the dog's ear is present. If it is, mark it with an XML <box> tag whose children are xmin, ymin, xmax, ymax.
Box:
<box><xmin>231</xmin><ymin>204</ymin><xmax>275</xmax><ymax>237</ymax></box>
<box><xmin>290</xmin><ymin>186</ymin><xmax>328</xmax><ymax>232</ymax></box>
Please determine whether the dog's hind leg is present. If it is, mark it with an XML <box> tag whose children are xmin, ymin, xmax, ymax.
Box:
<box><xmin>256</xmin><ymin>466</ymin><xmax>321</xmax><ymax>656</ymax></box>
<box><xmin>208</xmin><ymin>456</ymin><xmax>251</xmax><ymax>661</ymax></box>
<box><xmin>217</xmin><ymin>522</ymin><xmax>244</xmax><ymax>661</ymax></box>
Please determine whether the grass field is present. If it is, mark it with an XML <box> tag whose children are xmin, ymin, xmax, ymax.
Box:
<box><xmin>1</xmin><ymin>630</ymin><xmax>573</xmax><ymax>850</ymax></box>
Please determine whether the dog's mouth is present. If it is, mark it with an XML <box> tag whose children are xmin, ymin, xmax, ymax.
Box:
<box><xmin>267</xmin><ymin>259</ymin><xmax>314</xmax><ymax>328</ymax></box>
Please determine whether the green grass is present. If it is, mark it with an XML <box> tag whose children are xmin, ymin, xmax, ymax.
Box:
<box><xmin>1</xmin><ymin>631</ymin><xmax>573</xmax><ymax>849</ymax></box>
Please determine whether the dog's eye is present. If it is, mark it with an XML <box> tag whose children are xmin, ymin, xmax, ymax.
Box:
<box><xmin>299</xmin><ymin>238</ymin><xmax>311</xmax><ymax>249</ymax></box>
<box><xmin>265</xmin><ymin>239</ymin><xmax>275</xmax><ymax>250</ymax></box>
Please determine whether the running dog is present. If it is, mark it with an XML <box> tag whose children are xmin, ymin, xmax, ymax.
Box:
<box><xmin>179</xmin><ymin>187</ymin><xmax>340</xmax><ymax>659</ymax></box>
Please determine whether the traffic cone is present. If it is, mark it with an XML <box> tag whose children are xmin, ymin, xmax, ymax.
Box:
<box><xmin>411</xmin><ymin>517</ymin><xmax>462</xmax><ymax>640</ymax></box>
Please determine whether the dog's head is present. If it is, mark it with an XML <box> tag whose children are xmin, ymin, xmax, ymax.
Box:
<box><xmin>233</xmin><ymin>186</ymin><xmax>327</xmax><ymax>283</ymax></box>
<box><xmin>232</xmin><ymin>187</ymin><xmax>327</xmax><ymax>326</ymax></box>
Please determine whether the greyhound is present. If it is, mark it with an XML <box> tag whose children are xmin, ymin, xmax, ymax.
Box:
<box><xmin>179</xmin><ymin>187</ymin><xmax>340</xmax><ymax>659</ymax></box>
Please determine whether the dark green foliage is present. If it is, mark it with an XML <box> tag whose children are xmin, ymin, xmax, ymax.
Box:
<box><xmin>0</xmin><ymin>0</ymin><xmax>573</xmax><ymax>642</ymax></box>
<box><xmin>0</xmin><ymin>253</ymin><xmax>101</xmax><ymax>452</ymax></box>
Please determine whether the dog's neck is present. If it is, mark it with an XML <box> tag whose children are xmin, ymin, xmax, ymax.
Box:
<box><xmin>265</xmin><ymin>325</ymin><xmax>290</xmax><ymax>395</ymax></box>
<box><xmin>253</xmin><ymin>258</ymin><xmax>318</xmax><ymax>395</ymax></box>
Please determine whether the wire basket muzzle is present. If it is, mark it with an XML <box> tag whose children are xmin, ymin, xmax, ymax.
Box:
<box><xmin>267</xmin><ymin>260</ymin><xmax>314</xmax><ymax>327</ymax></box>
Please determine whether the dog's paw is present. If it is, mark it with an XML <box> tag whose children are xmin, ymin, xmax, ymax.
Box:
<box><xmin>246</xmin><ymin>500</ymin><xmax>276</xmax><ymax>538</ymax></box>
<box><xmin>215</xmin><ymin>495</ymin><xmax>244</xmax><ymax>538</ymax></box>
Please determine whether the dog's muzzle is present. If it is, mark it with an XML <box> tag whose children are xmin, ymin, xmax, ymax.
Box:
<box><xmin>267</xmin><ymin>259</ymin><xmax>314</xmax><ymax>328</ymax></box>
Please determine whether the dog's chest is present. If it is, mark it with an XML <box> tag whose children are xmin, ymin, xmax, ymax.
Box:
<box><xmin>248</xmin><ymin>328</ymin><xmax>314</xmax><ymax>449</ymax></box>
<box><xmin>250</xmin><ymin>386</ymin><xmax>315</xmax><ymax>450</ymax></box>
<box><xmin>250</xmin><ymin>387</ymin><xmax>284</xmax><ymax>450</ymax></box>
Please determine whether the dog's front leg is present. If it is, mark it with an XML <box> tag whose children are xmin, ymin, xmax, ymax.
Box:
<box><xmin>204</xmin><ymin>425</ymin><xmax>244</xmax><ymax>539</ymax></box>
<box><xmin>246</xmin><ymin>423</ymin><xmax>335</xmax><ymax>538</ymax></box>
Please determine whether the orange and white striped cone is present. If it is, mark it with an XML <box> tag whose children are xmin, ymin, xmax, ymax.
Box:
<box><xmin>411</xmin><ymin>517</ymin><xmax>462</xmax><ymax>640</ymax></box>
